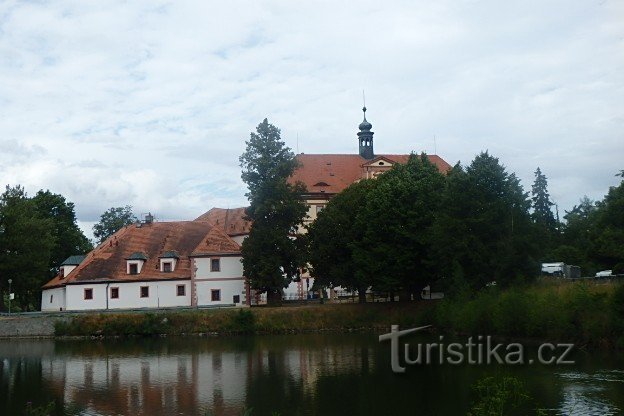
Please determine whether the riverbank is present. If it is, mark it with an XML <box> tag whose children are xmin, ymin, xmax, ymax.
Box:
<box><xmin>5</xmin><ymin>280</ymin><xmax>623</xmax><ymax>348</ymax></box>
<box><xmin>52</xmin><ymin>302</ymin><xmax>435</xmax><ymax>337</ymax></box>
<box><xmin>436</xmin><ymin>279</ymin><xmax>624</xmax><ymax>349</ymax></box>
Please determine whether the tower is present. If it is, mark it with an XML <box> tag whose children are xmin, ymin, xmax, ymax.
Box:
<box><xmin>358</xmin><ymin>106</ymin><xmax>374</xmax><ymax>159</ymax></box>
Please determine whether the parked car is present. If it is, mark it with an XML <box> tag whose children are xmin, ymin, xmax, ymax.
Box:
<box><xmin>595</xmin><ymin>270</ymin><xmax>613</xmax><ymax>277</ymax></box>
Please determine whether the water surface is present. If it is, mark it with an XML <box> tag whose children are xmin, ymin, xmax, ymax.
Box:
<box><xmin>1</xmin><ymin>334</ymin><xmax>623</xmax><ymax>415</ymax></box>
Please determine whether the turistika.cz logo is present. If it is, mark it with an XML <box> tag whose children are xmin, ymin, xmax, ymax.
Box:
<box><xmin>379</xmin><ymin>325</ymin><xmax>575</xmax><ymax>373</ymax></box>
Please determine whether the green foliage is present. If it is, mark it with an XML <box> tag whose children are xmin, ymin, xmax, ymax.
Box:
<box><xmin>0</xmin><ymin>185</ymin><xmax>55</xmax><ymax>311</ymax></box>
<box><xmin>354</xmin><ymin>154</ymin><xmax>446</xmax><ymax>299</ymax></box>
<box><xmin>23</xmin><ymin>400</ymin><xmax>82</xmax><ymax>416</ymax></box>
<box><xmin>434</xmin><ymin>152</ymin><xmax>537</xmax><ymax>290</ymax></box>
<box><xmin>307</xmin><ymin>179</ymin><xmax>378</xmax><ymax>301</ymax></box>
<box><xmin>556</xmin><ymin>172</ymin><xmax>624</xmax><ymax>275</ymax></box>
<box><xmin>531</xmin><ymin>167</ymin><xmax>556</xmax><ymax>229</ymax></box>
<box><xmin>467</xmin><ymin>376</ymin><xmax>535</xmax><ymax>416</ymax></box>
<box><xmin>32</xmin><ymin>190</ymin><xmax>92</xmax><ymax>269</ymax></box>
<box><xmin>436</xmin><ymin>281</ymin><xmax>622</xmax><ymax>347</ymax></box>
<box><xmin>611</xmin><ymin>284</ymin><xmax>624</xmax><ymax>347</ymax></box>
<box><xmin>54</xmin><ymin>303</ymin><xmax>435</xmax><ymax>336</ymax></box>
<box><xmin>239</xmin><ymin>119</ymin><xmax>308</xmax><ymax>304</ymax></box>
<box><xmin>92</xmin><ymin>205</ymin><xmax>137</xmax><ymax>244</ymax></box>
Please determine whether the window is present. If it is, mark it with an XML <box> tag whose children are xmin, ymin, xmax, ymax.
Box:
<box><xmin>177</xmin><ymin>285</ymin><xmax>186</xmax><ymax>296</ymax></box>
<box><xmin>129</xmin><ymin>263</ymin><xmax>139</xmax><ymax>275</ymax></box>
<box><xmin>211</xmin><ymin>289</ymin><xmax>221</xmax><ymax>301</ymax></box>
<box><xmin>59</xmin><ymin>268</ymin><xmax>65</xmax><ymax>278</ymax></box>
<box><xmin>233</xmin><ymin>295</ymin><xmax>240</xmax><ymax>304</ymax></box>
<box><xmin>84</xmin><ymin>288</ymin><xmax>93</xmax><ymax>300</ymax></box>
<box><xmin>316</xmin><ymin>205</ymin><xmax>325</xmax><ymax>214</ymax></box>
<box><xmin>140</xmin><ymin>286</ymin><xmax>149</xmax><ymax>298</ymax></box>
<box><xmin>50</xmin><ymin>294</ymin><xmax>53</xmax><ymax>303</ymax></box>
<box><xmin>110</xmin><ymin>287</ymin><xmax>119</xmax><ymax>299</ymax></box>
<box><xmin>210</xmin><ymin>258</ymin><xmax>220</xmax><ymax>272</ymax></box>
<box><xmin>163</xmin><ymin>262</ymin><xmax>172</xmax><ymax>272</ymax></box>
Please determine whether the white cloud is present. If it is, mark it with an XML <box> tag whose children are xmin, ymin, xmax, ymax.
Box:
<box><xmin>0</xmin><ymin>0</ymin><xmax>622</xmax><ymax>239</ymax></box>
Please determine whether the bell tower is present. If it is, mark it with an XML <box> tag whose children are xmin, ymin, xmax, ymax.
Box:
<box><xmin>357</xmin><ymin>106</ymin><xmax>374</xmax><ymax>159</ymax></box>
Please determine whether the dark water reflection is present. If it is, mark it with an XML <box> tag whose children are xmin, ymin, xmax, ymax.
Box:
<box><xmin>1</xmin><ymin>334</ymin><xmax>623</xmax><ymax>415</ymax></box>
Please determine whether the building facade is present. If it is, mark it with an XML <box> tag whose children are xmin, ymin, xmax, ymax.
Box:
<box><xmin>41</xmin><ymin>218</ymin><xmax>249</xmax><ymax>311</ymax></box>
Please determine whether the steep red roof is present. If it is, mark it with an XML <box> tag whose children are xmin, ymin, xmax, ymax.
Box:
<box><xmin>43</xmin><ymin>221</ymin><xmax>240</xmax><ymax>288</ymax></box>
<box><xmin>194</xmin><ymin>207</ymin><xmax>251</xmax><ymax>236</ymax></box>
<box><xmin>290</xmin><ymin>153</ymin><xmax>452</xmax><ymax>195</ymax></box>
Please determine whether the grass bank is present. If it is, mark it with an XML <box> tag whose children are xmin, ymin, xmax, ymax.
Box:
<box><xmin>54</xmin><ymin>302</ymin><xmax>434</xmax><ymax>337</ymax></box>
<box><xmin>435</xmin><ymin>280</ymin><xmax>624</xmax><ymax>348</ymax></box>
<box><xmin>55</xmin><ymin>281</ymin><xmax>624</xmax><ymax>349</ymax></box>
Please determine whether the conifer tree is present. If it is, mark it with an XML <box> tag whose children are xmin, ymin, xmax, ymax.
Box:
<box><xmin>531</xmin><ymin>167</ymin><xmax>556</xmax><ymax>228</ymax></box>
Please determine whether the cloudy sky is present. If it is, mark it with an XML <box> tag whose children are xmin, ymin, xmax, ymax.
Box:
<box><xmin>0</xmin><ymin>0</ymin><xmax>622</xmax><ymax>239</ymax></box>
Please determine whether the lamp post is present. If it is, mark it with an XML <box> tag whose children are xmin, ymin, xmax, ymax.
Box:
<box><xmin>7</xmin><ymin>279</ymin><xmax>12</xmax><ymax>315</ymax></box>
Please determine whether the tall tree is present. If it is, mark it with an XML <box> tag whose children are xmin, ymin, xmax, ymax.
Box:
<box><xmin>307</xmin><ymin>179</ymin><xmax>377</xmax><ymax>302</ymax></box>
<box><xmin>434</xmin><ymin>152</ymin><xmax>536</xmax><ymax>290</ymax></box>
<box><xmin>239</xmin><ymin>119</ymin><xmax>308</xmax><ymax>305</ymax></box>
<box><xmin>592</xmin><ymin>173</ymin><xmax>624</xmax><ymax>273</ymax></box>
<box><xmin>0</xmin><ymin>186</ymin><xmax>55</xmax><ymax>310</ymax></box>
<box><xmin>32</xmin><ymin>190</ymin><xmax>92</xmax><ymax>271</ymax></box>
<box><xmin>531</xmin><ymin>167</ymin><xmax>556</xmax><ymax>228</ymax></box>
<box><xmin>530</xmin><ymin>167</ymin><xmax>558</xmax><ymax>260</ymax></box>
<box><xmin>353</xmin><ymin>154</ymin><xmax>446</xmax><ymax>301</ymax></box>
<box><xmin>93</xmin><ymin>205</ymin><xmax>137</xmax><ymax>244</ymax></box>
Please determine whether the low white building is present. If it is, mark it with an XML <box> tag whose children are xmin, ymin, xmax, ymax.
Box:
<box><xmin>41</xmin><ymin>218</ymin><xmax>249</xmax><ymax>312</ymax></box>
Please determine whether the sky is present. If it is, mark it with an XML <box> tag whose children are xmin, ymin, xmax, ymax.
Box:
<box><xmin>0</xmin><ymin>0</ymin><xmax>622</xmax><ymax>240</ymax></box>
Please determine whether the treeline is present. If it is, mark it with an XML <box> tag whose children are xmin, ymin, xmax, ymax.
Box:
<box><xmin>306</xmin><ymin>153</ymin><xmax>624</xmax><ymax>300</ymax></box>
<box><xmin>0</xmin><ymin>186</ymin><xmax>92</xmax><ymax>311</ymax></box>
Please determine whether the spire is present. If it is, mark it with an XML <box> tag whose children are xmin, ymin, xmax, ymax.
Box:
<box><xmin>357</xmin><ymin>106</ymin><xmax>374</xmax><ymax>159</ymax></box>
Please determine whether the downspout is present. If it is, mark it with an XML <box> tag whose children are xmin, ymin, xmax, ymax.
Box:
<box><xmin>190</xmin><ymin>257</ymin><xmax>197</xmax><ymax>307</ymax></box>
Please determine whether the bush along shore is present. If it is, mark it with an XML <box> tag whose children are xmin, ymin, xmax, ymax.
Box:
<box><xmin>54</xmin><ymin>280</ymin><xmax>624</xmax><ymax>349</ymax></box>
<box><xmin>436</xmin><ymin>280</ymin><xmax>624</xmax><ymax>349</ymax></box>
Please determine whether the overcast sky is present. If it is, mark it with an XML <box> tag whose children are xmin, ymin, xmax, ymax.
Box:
<box><xmin>0</xmin><ymin>0</ymin><xmax>622</xmax><ymax>239</ymax></box>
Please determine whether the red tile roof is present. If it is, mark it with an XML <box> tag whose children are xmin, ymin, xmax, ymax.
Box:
<box><xmin>289</xmin><ymin>153</ymin><xmax>452</xmax><ymax>195</ymax></box>
<box><xmin>43</xmin><ymin>221</ymin><xmax>240</xmax><ymax>288</ymax></box>
<box><xmin>194</xmin><ymin>207</ymin><xmax>251</xmax><ymax>236</ymax></box>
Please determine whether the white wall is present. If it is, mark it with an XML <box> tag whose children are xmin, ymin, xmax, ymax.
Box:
<box><xmin>64</xmin><ymin>281</ymin><xmax>192</xmax><ymax>311</ymax></box>
<box><xmin>230</xmin><ymin>235</ymin><xmax>246</xmax><ymax>245</ymax></box>
<box><xmin>66</xmin><ymin>284</ymin><xmax>108</xmax><ymax>311</ymax></box>
<box><xmin>41</xmin><ymin>287</ymin><xmax>66</xmax><ymax>311</ymax></box>
<box><xmin>61</xmin><ymin>265</ymin><xmax>77</xmax><ymax>276</ymax></box>
<box><xmin>195</xmin><ymin>256</ymin><xmax>242</xmax><ymax>278</ymax></box>
<box><xmin>196</xmin><ymin>279</ymin><xmax>245</xmax><ymax>306</ymax></box>
<box><xmin>107</xmin><ymin>281</ymin><xmax>191</xmax><ymax>309</ymax></box>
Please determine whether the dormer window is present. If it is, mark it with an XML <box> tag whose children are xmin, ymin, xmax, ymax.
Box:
<box><xmin>159</xmin><ymin>251</ymin><xmax>179</xmax><ymax>273</ymax></box>
<box><xmin>126</xmin><ymin>252</ymin><xmax>147</xmax><ymax>275</ymax></box>
<box><xmin>59</xmin><ymin>255</ymin><xmax>86</xmax><ymax>278</ymax></box>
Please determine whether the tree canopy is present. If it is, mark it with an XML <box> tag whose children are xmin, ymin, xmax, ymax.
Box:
<box><xmin>239</xmin><ymin>119</ymin><xmax>308</xmax><ymax>305</ymax></box>
<box><xmin>307</xmin><ymin>179</ymin><xmax>378</xmax><ymax>302</ymax></box>
<box><xmin>93</xmin><ymin>205</ymin><xmax>137</xmax><ymax>244</ymax></box>
<box><xmin>0</xmin><ymin>186</ymin><xmax>92</xmax><ymax>311</ymax></box>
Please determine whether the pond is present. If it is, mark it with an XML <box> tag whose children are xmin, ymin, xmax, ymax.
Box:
<box><xmin>1</xmin><ymin>333</ymin><xmax>623</xmax><ymax>415</ymax></box>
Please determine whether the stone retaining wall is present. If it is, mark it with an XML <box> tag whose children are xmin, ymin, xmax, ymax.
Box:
<box><xmin>0</xmin><ymin>315</ymin><xmax>70</xmax><ymax>338</ymax></box>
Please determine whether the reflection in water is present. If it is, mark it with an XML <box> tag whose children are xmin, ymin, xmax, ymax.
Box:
<box><xmin>556</xmin><ymin>371</ymin><xmax>624</xmax><ymax>416</ymax></box>
<box><xmin>1</xmin><ymin>335</ymin><xmax>623</xmax><ymax>416</ymax></box>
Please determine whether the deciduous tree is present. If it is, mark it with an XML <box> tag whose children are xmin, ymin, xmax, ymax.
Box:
<box><xmin>307</xmin><ymin>179</ymin><xmax>377</xmax><ymax>302</ymax></box>
<box><xmin>239</xmin><ymin>119</ymin><xmax>307</xmax><ymax>305</ymax></box>
<box><xmin>93</xmin><ymin>205</ymin><xmax>137</xmax><ymax>244</ymax></box>
<box><xmin>0</xmin><ymin>186</ymin><xmax>55</xmax><ymax>310</ymax></box>
<box><xmin>353</xmin><ymin>154</ymin><xmax>446</xmax><ymax>300</ymax></box>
